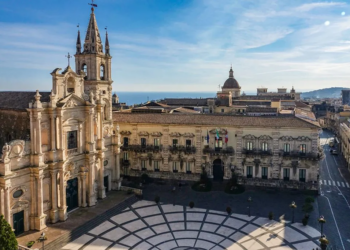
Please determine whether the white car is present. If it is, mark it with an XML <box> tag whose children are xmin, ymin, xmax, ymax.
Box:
<box><xmin>331</xmin><ymin>150</ymin><xmax>338</xmax><ymax>155</ymax></box>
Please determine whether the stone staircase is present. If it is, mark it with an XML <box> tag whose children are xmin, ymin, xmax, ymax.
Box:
<box><xmin>43</xmin><ymin>195</ymin><xmax>139</xmax><ymax>250</ymax></box>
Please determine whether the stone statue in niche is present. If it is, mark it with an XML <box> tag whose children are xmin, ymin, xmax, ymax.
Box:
<box><xmin>2</xmin><ymin>143</ymin><xmax>11</xmax><ymax>161</ymax></box>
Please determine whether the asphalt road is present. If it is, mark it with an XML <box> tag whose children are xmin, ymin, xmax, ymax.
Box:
<box><xmin>318</xmin><ymin>129</ymin><xmax>350</xmax><ymax>250</ymax></box>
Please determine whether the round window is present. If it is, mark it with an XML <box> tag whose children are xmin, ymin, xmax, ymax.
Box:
<box><xmin>104</xmin><ymin>160</ymin><xmax>108</xmax><ymax>166</ymax></box>
<box><xmin>13</xmin><ymin>189</ymin><xmax>23</xmax><ymax>199</ymax></box>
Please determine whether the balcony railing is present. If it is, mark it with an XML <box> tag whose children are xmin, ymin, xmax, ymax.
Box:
<box><xmin>121</xmin><ymin>160</ymin><xmax>130</xmax><ymax>166</ymax></box>
<box><xmin>121</xmin><ymin>144</ymin><xmax>163</xmax><ymax>152</ymax></box>
<box><xmin>169</xmin><ymin>145</ymin><xmax>196</xmax><ymax>154</ymax></box>
<box><xmin>279</xmin><ymin>150</ymin><xmax>320</xmax><ymax>160</ymax></box>
<box><xmin>203</xmin><ymin>146</ymin><xmax>234</xmax><ymax>155</ymax></box>
<box><xmin>67</xmin><ymin>148</ymin><xmax>78</xmax><ymax>156</ymax></box>
<box><xmin>242</xmin><ymin>148</ymin><xmax>272</xmax><ymax>156</ymax></box>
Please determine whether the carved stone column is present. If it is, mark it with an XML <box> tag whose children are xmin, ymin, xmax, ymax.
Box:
<box><xmin>81</xmin><ymin>172</ymin><xmax>87</xmax><ymax>207</ymax></box>
<box><xmin>98</xmin><ymin>157</ymin><xmax>106</xmax><ymax>199</ymax></box>
<box><xmin>34</xmin><ymin>173</ymin><xmax>47</xmax><ymax>230</ymax></box>
<box><xmin>50</xmin><ymin>170</ymin><xmax>59</xmax><ymax>223</ymax></box>
<box><xmin>58</xmin><ymin>170</ymin><xmax>68</xmax><ymax>221</ymax></box>
<box><xmin>0</xmin><ymin>188</ymin><xmax>3</xmax><ymax>216</ymax></box>
<box><xmin>195</xmin><ymin>127</ymin><xmax>202</xmax><ymax>174</ymax></box>
<box><xmin>271</xmin><ymin>132</ymin><xmax>281</xmax><ymax>179</ymax></box>
<box><xmin>50</xmin><ymin>112</ymin><xmax>56</xmax><ymax>151</ymax></box>
<box><xmin>235</xmin><ymin>130</ymin><xmax>244</xmax><ymax>176</ymax></box>
<box><xmin>4</xmin><ymin>185</ymin><xmax>11</xmax><ymax>223</ymax></box>
<box><xmin>87</xmin><ymin>157</ymin><xmax>96</xmax><ymax>206</ymax></box>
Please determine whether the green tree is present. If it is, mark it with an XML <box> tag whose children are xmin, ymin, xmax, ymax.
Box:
<box><xmin>0</xmin><ymin>215</ymin><xmax>18</xmax><ymax>250</ymax></box>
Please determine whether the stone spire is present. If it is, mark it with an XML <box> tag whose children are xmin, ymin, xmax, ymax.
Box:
<box><xmin>105</xmin><ymin>29</ymin><xmax>110</xmax><ymax>56</ymax></box>
<box><xmin>83</xmin><ymin>8</ymin><xmax>103</xmax><ymax>54</ymax></box>
<box><xmin>229</xmin><ymin>66</ymin><xmax>234</xmax><ymax>78</ymax></box>
<box><xmin>76</xmin><ymin>28</ymin><xmax>81</xmax><ymax>54</ymax></box>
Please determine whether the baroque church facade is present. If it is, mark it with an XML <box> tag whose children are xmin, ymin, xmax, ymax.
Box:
<box><xmin>0</xmin><ymin>7</ymin><xmax>122</xmax><ymax>234</ymax></box>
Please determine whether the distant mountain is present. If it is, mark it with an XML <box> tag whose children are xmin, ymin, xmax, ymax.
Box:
<box><xmin>301</xmin><ymin>87</ymin><xmax>349</xmax><ymax>99</ymax></box>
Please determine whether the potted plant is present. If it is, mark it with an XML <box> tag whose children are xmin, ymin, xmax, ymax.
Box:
<box><xmin>154</xmin><ymin>195</ymin><xmax>160</xmax><ymax>204</ymax></box>
<box><xmin>27</xmin><ymin>241</ymin><xmax>35</xmax><ymax>248</ymax></box>
<box><xmin>268</xmin><ymin>211</ymin><xmax>274</xmax><ymax>220</ymax></box>
<box><xmin>302</xmin><ymin>215</ymin><xmax>308</xmax><ymax>226</ymax></box>
<box><xmin>189</xmin><ymin>201</ymin><xmax>194</xmax><ymax>208</ymax></box>
<box><xmin>226</xmin><ymin>206</ymin><xmax>232</xmax><ymax>215</ymax></box>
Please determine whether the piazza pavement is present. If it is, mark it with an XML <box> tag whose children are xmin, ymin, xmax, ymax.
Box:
<box><xmin>61</xmin><ymin>200</ymin><xmax>321</xmax><ymax>250</ymax></box>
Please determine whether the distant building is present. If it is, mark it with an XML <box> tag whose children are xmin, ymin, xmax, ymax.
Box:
<box><xmin>342</xmin><ymin>90</ymin><xmax>350</xmax><ymax>105</ymax></box>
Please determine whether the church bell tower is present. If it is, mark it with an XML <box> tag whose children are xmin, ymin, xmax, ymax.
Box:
<box><xmin>74</xmin><ymin>5</ymin><xmax>112</xmax><ymax>87</ymax></box>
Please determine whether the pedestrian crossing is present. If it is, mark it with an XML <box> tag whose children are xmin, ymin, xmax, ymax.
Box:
<box><xmin>319</xmin><ymin>180</ymin><xmax>350</xmax><ymax>188</ymax></box>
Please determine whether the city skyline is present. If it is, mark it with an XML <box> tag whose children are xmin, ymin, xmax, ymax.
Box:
<box><xmin>1</xmin><ymin>0</ymin><xmax>350</xmax><ymax>92</ymax></box>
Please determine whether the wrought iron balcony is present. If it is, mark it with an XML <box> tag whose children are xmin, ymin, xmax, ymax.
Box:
<box><xmin>280</xmin><ymin>150</ymin><xmax>320</xmax><ymax>160</ymax></box>
<box><xmin>169</xmin><ymin>145</ymin><xmax>196</xmax><ymax>154</ymax></box>
<box><xmin>242</xmin><ymin>148</ymin><xmax>272</xmax><ymax>156</ymax></box>
<box><xmin>203</xmin><ymin>146</ymin><xmax>234</xmax><ymax>155</ymax></box>
<box><xmin>121</xmin><ymin>160</ymin><xmax>130</xmax><ymax>166</ymax></box>
<box><xmin>121</xmin><ymin>144</ymin><xmax>163</xmax><ymax>152</ymax></box>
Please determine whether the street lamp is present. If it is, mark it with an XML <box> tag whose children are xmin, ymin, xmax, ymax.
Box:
<box><xmin>318</xmin><ymin>215</ymin><xmax>326</xmax><ymax>236</ymax></box>
<box><xmin>289</xmin><ymin>201</ymin><xmax>297</xmax><ymax>223</ymax></box>
<box><xmin>319</xmin><ymin>234</ymin><xmax>329</xmax><ymax>250</ymax></box>
<box><xmin>247</xmin><ymin>197</ymin><xmax>252</xmax><ymax>217</ymax></box>
<box><xmin>37</xmin><ymin>232</ymin><xmax>47</xmax><ymax>250</ymax></box>
<box><xmin>172</xmin><ymin>186</ymin><xmax>176</xmax><ymax>206</ymax></box>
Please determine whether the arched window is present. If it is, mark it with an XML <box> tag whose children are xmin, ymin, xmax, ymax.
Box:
<box><xmin>67</xmin><ymin>77</ymin><xmax>75</xmax><ymax>93</ymax></box>
<box><xmin>100</xmin><ymin>64</ymin><xmax>105</xmax><ymax>80</ymax></box>
<box><xmin>82</xmin><ymin>64</ymin><xmax>87</xmax><ymax>79</ymax></box>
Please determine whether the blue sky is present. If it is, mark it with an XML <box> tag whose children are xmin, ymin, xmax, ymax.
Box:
<box><xmin>1</xmin><ymin>0</ymin><xmax>350</xmax><ymax>93</ymax></box>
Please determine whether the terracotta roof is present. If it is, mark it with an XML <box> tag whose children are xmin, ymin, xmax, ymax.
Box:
<box><xmin>161</xmin><ymin>98</ymin><xmax>209</xmax><ymax>106</ymax></box>
<box><xmin>0</xmin><ymin>91</ymin><xmax>51</xmax><ymax>110</ymax></box>
<box><xmin>113</xmin><ymin>113</ymin><xmax>320</xmax><ymax>128</ymax></box>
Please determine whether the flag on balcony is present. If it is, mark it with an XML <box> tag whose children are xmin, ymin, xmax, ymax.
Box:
<box><xmin>216</xmin><ymin>129</ymin><xmax>220</xmax><ymax>140</ymax></box>
<box><xmin>225</xmin><ymin>130</ymin><xmax>228</xmax><ymax>144</ymax></box>
<box><xmin>206</xmin><ymin>130</ymin><xmax>209</xmax><ymax>143</ymax></box>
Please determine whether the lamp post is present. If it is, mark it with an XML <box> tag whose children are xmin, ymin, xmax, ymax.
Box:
<box><xmin>319</xmin><ymin>234</ymin><xmax>329</xmax><ymax>250</ymax></box>
<box><xmin>172</xmin><ymin>186</ymin><xmax>176</xmax><ymax>206</ymax></box>
<box><xmin>248</xmin><ymin>197</ymin><xmax>252</xmax><ymax>217</ymax></box>
<box><xmin>289</xmin><ymin>201</ymin><xmax>297</xmax><ymax>223</ymax></box>
<box><xmin>318</xmin><ymin>215</ymin><xmax>326</xmax><ymax>236</ymax></box>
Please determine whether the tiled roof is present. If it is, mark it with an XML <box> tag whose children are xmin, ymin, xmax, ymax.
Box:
<box><xmin>0</xmin><ymin>91</ymin><xmax>51</xmax><ymax>110</ymax></box>
<box><xmin>160</xmin><ymin>98</ymin><xmax>209</xmax><ymax>106</ymax></box>
<box><xmin>113</xmin><ymin>113</ymin><xmax>320</xmax><ymax>128</ymax></box>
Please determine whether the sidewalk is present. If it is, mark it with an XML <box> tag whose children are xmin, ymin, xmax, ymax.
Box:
<box><xmin>17</xmin><ymin>191</ymin><xmax>133</xmax><ymax>249</ymax></box>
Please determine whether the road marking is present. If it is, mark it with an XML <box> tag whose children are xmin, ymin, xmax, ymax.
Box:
<box><xmin>337</xmin><ymin>181</ymin><xmax>341</xmax><ymax>187</ymax></box>
<box><xmin>328</xmin><ymin>180</ymin><xmax>331</xmax><ymax>185</ymax></box>
<box><xmin>333</xmin><ymin>181</ymin><xmax>336</xmax><ymax>186</ymax></box>
<box><xmin>321</xmin><ymin>191</ymin><xmax>346</xmax><ymax>250</ymax></box>
<box><xmin>338</xmin><ymin>168</ymin><xmax>344</xmax><ymax>178</ymax></box>
<box><xmin>319</xmin><ymin>180</ymin><xmax>323</xmax><ymax>185</ymax></box>
<box><xmin>347</xmin><ymin>182</ymin><xmax>350</xmax><ymax>188</ymax></box>
<box><xmin>333</xmin><ymin>156</ymin><xmax>338</xmax><ymax>166</ymax></box>
<box><xmin>342</xmin><ymin>182</ymin><xmax>345</xmax><ymax>187</ymax></box>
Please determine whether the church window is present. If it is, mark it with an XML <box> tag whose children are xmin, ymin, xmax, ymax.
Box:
<box><xmin>172</xmin><ymin>139</ymin><xmax>178</xmax><ymax>148</ymax></box>
<box><xmin>221</xmin><ymin>109</ymin><xmax>224</xmax><ymax>113</ymax></box>
<box><xmin>141</xmin><ymin>138</ymin><xmax>146</xmax><ymax>148</ymax></box>
<box><xmin>67</xmin><ymin>77</ymin><xmax>75</xmax><ymax>93</ymax></box>
<box><xmin>186</xmin><ymin>162</ymin><xmax>191</xmax><ymax>173</ymax></box>
<box><xmin>82</xmin><ymin>64</ymin><xmax>87</xmax><ymax>79</ymax></box>
<box><xmin>67</xmin><ymin>131</ymin><xmax>78</xmax><ymax>149</ymax></box>
<box><xmin>123</xmin><ymin>137</ymin><xmax>129</xmax><ymax>147</ymax></box>
<box><xmin>247</xmin><ymin>141</ymin><xmax>253</xmax><ymax>151</ymax></box>
<box><xmin>186</xmin><ymin>140</ymin><xmax>191</xmax><ymax>148</ymax></box>
<box><xmin>100</xmin><ymin>65</ymin><xmax>105</xmax><ymax>80</ymax></box>
<box><xmin>261</xmin><ymin>142</ymin><xmax>268</xmax><ymax>151</ymax></box>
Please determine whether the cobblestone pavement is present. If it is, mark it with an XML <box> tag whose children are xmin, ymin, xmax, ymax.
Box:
<box><xmin>61</xmin><ymin>200</ymin><xmax>321</xmax><ymax>250</ymax></box>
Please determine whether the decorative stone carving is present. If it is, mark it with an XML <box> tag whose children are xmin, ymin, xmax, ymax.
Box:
<box><xmin>169</xmin><ymin>132</ymin><xmax>181</xmax><ymax>137</ymax></box>
<box><xmin>183</xmin><ymin>133</ymin><xmax>195</xmax><ymax>138</ymax></box>
<box><xmin>2</xmin><ymin>143</ymin><xmax>11</xmax><ymax>161</ymax></box>
<box><xmin>280</xmin><ymin>136</ymin><xmax>294</xmax><ymax>141</ymax></box>
<box><xmin>259</xmin><ymin>135</ymin><xmax>272</xmax><ymax>140</ymax></box>
<box><xmin>9</xmin><ymin>140</ymin><xmax>25</xmax><ymax>158</ymax></box>
<box><xmin>66</xmin><ymin>99</ymin><xmax>77</xmax><ymax>108</ymax></box>
<box><xmin>151</xmin><ymin>132</ymin><xmax>162</xmax><ymax>137</ymax></box>
<box><xmin>138</xmin><ymin>131</ymin><xmax>149</xmax><ymax>136</ymax></box>
<box><xmin>120</xmin><ymin>130</ymin><xmax>132</xmax><ymax>136</ymax></box>
<box><xmin>296</xmin><ymin>136</ymin><xmax>311</xmax><ymax>141</ymax></box>
<box><xmin>243</xmin><ymin>134</ymin><xmax>256</xmax><ymax>140</ymax></box>
<box><xmin>209</xmin><ymin>128</ymin><xmax>227</xmax><ymax>135</ymax></box>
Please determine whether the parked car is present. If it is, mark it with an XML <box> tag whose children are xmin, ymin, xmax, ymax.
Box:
<box><xmin>331</xmin><ymin>150</ymin><xmax>338</xmax><ymax>155</ymax></box>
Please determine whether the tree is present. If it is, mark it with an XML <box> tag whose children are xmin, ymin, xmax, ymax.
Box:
<box><xmin>0</xmin><ymin>215</ymin><xmax>18</xmax><ymax>250</ymax></box>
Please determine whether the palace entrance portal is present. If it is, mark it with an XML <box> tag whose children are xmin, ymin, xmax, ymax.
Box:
<box><xmin>213</xmin><ymin>159</ymin><xmax>224</xmax><ymax>181</ymax></box>
<box><xmin>66</xmin><ymin>178</ymin><xmax>79</xmax><ymax>212</ymax></box>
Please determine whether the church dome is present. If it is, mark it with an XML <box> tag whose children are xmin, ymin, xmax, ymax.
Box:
<box><xmin>223</xmin><ymin>67</ymin><xmax>240</xmax><ymax>89</ymax></box>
